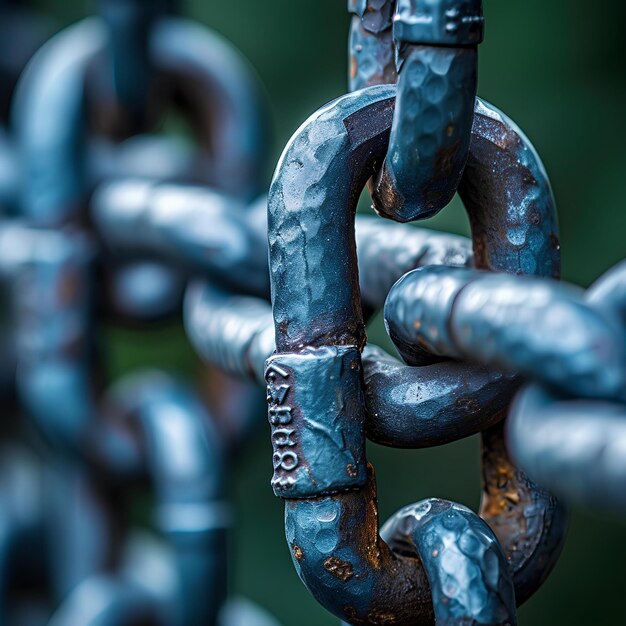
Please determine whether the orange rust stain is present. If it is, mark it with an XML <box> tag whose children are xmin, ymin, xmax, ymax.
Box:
<box><xmin>324</xmin><ymin>556</ymin><xmax>354</xmax><ymax>581</ymax></box>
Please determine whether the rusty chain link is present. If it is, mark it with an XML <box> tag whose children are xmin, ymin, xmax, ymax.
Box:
<box><xmin>0</xmin><ymin>1</ymin><xmax>624</xmax><ymax>625</ymax></box>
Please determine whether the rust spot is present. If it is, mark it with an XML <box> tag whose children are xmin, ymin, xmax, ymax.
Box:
<box><xmin>367</xmin><ymin>609</ymin><xmax>399</xmax><ymax>624</ymax></box>
<box><xmin>434</xmin><ymin>139</ymin><xmax>460</xmax><ymax>178</ymax></box>
<box><xmin>455</xmin><ymin>397</ymin><xmax>480</xmax><ymax>413</ymax></box>
<box><xmin>324</xmin><ymin>556</ymin><xmax>355</xmax><ymax>581</ymax></box>
<box><xmin>373</xmin><ymin>167</ymin><xmax>405</xmax><ymax>217</ymax></box>
<box><xmin>504</xmin><ymin>491</ymin><xmax>521</xmax><ymax>505</ymax></box>
<box><xmin>529</xmin><ymin>209</ymin><xmax>542</xmax><ymax>226</ymax></box>
<box><xmin>292</xmin><ymin>545</ymin><xmax>303</xmax><ymax>561</ymax></box>
<box><xmin>446</xmin><ymin>124</ymin><xmax>455</xmax><ymax>137</ymax></box>
<box><xmin>350</xmin><ymin>55</ymin><xmax>358</xmax><ymax>80</ymax></box>
<box><xmin>472</xmin><ymin>232</ymin><xmax>490</xmax><ymax>269</ymax></box>
<box><xmin>413</xmin><ymin>320</ymin><xmax>421</xmax><ymax>330</ymax></box>
<box><xmin>343</xmin><ymin>606</ymin><xmax>357</xmax><ymax>621</ymax></box>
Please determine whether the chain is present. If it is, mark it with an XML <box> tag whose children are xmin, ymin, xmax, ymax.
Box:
<box><xmin>181</xmin><ymin>1</ymin><xmax>584</xmax><ymax>623</ymax></box>
<box><xmin>0</xmin><ymin>1</ymin><xmax>625</xmax><ymax>625</ymax></box>
<box><xmin>0</xmin><ymin>1</ymin><xmax>276</xmax><ymax>624</ymax></box>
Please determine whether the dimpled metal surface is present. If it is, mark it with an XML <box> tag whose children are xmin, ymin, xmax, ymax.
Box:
<box><xmin>381</xmin><ymin>499</ymin><xmax>516</xmax><ymax>625</ymax></box>
<box><xmin>386</xmin><ymin>267</ymin><xmax>625</xmax><ymax>400</ymax></box>
<box><xmin>385</xmin><ymin>96</ymin><xmax>561</xmax><ymax>367</ymax></box>
<box><xmin>285</xmin><ymin>467</ymin><xmax>516</xmax><ymax>625</ymax></box>
<box><xmin>506</xmin><ymin>261</ymin><xmax>626</xmax><ymax>514</ymax></box>
<box><xmin>380</xmin><ymin>93</ymin><xmax>566</xmax><ymax>605</ymax></box>
<box><xmin>267</xmin><ymin>84</ymin><xmax>523</xmax><ymax>622</ymax></box>
<box><xmin>348</xmin><ymin>10</ymin><xmax>396</xmax><ymax>92</ymax></box>
<box><xmin>394</xmin><ymin>0</ymin><xmax>484</xmax><ymax>46</ymax></box>
<box><xmin>371</xmin><ymin>44</ymin><xmax>478</xmax><ymax>222</ymax></box>
<box><xmin>268</xmin><ymin>85</ymin><xmax>395</xmax><ymax>352</ymax></box>
<box><xmin>355</xmin><ymin>216</ymin><xmax>472</xmax><ymax>308</ymax></box>
<box><xmin>460</xmin><ymin>99</ymin><xmax>560</xmax><ymax>278</ymax></box>
<box><xmin>182</xmin><ymin>287</ymin><xmax>522</xmax><ymax>452</ymax></box>
<box><xmin>362</xmin><ymin>345</ymin><xmax>520</xmax><ymax>448</ymax></box>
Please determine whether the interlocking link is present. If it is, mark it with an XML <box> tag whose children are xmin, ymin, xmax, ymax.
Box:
<box><xmin>1</xmin><ymin>2</ymin><xmax>276</xmax><ymax>623</ymax></box>
<box><xmin>1</xmin><ymin>0</ymin><xmax>623</xmax><ymax>624</ymax></box>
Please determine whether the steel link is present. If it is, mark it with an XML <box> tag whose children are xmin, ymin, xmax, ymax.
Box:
<box><xmin>0</xmin><ymin>2</ymin><xmax>275</xmax><ymax>624</ymax></box>
<box><xmin>1</xmin><ymin>0</ymin><xmax>622</xmax><ymax>623</ymax></box>
<box><xmin>258</xmin><ymin>2</ymin><xmax>565</xmax><ymax>622</ymax></box>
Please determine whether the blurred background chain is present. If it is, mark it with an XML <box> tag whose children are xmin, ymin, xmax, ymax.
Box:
<box><xmin>1</xmin><ymin>0</ymin><xmax>278</xmax><ymax>623</ymax></box>
<box><xmin>0</xmin><ymin>0</ymin><xmax>625</xmax><ymax>625</ymax></box>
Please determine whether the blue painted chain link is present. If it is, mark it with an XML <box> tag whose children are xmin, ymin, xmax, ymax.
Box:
<box><xmin>0</xmin><ymin>1</ymin><xmax>624</xmax><ymax>625</ymax></box>
<box><xmin>0</xmin><ymin>1</ymin><xmax>277</xmax><ymax>624</ymax></box>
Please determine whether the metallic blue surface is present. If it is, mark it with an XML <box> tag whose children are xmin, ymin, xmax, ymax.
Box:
<box><xmin>265</xmin><ymin>347</ymin><xmax>366</xmax><ymax>498</ymax></box>
<box><xmin>362</xmin><ymin>345</ymin><xmax>520</xmax><ymax>448</ymax></box>
<box><xmin>381</xmin><ymin>499</ymin><xmax>516</xmax><ymax>625</ymax></box>
<box><xmin>93</xmin><ymin>181</ymin><xmax>270</xmax><ymax>298</ymax></box>
<box><xmin>183</xmin><ymin>275</ymin><xmax>520</xmax><ymax>452</ymax></box>
<box><xmin>266</xmin><ymin>84</ymin><xmax>516</xmax><ymax>622</ymax></box>
<box><xmin>149</xmin><ymin>17</ymin><xmax>269</xmax><ymax>199</ymax></box>
<box><xmin>109</xmin><ymin>260</ymin><xmax>186</xmax><ymax>321</ymax></box>
<box><xmin>5</xmin><ymin>226</ymin><xmax>120</xmax><ymax>600</ymax></box>
<box><xmin>13</xmin><ymin>12</ymin><xmax>269</xmax><ymax>320</ymax></box>
<box><xmin>371</xmin><ymin>44</ymin><xmax>477</xmax><ymax>222</ymax></box>
<box><xmin>394</xmin><ymin>0</ymin><xmax>484</xmax><ymax>46</ymax></box>
<box><xmin>94</xmin><ymin>176</ymin><xmax>473</xmax><ymax>333</ymax></box>
<box><xmin>13</xmin><ymin>15</ymin><xmax>269</xmax><ymax>224</ymax></box>
<box><xmin>587</xmin><ymin>258</ymin><xmax>626</xmax><ymax>322</ymax></box>
<box><xmin>267</xmin><ymin>63</ymin><xmax>565</xmax><ymax>618</ymax></box>
<box><xmin>386</xmin><ymin>267</ymin><xmax>625</xmax><ymax>400</ymax></box>
<box><xmin>105</xmin><ymin>372</ymin><xmax>229</xmax><ymax>626</ymax></box>
<box><xmin>268</xmin><ymin>85</ymin><xmax>395</xmax><ymax>353</ymax></box>
<box><xmin>9</xmin><ymin>227</ymin><xmax>95</xmax><ymax>452</ymax></box>
<box><xmin>370</xmin><ymin>1</ymin><xmax>479</xmax><ymax>223</ymax></box>
<box><xmin>93</xmin><ymin>0</ymin><xmax>169</xmax><ymax>127</ymax></box>
<box><xmin>47</xmin><ymin>572</ymin><xmax>169</xmax><ymax>626</ymax></box>
<box><xmin>355</xmin><ymin>215</ymin><xmax>472</xmax><ymax>308</ymax></box>
<box><xmin>459</xmin><ymin>99</ymin><xmax>560</xmax><ymax>278</ymax></box>
<box><xmin>509</xmin><ymin>384</ymin><xmax>626</xmax><ymax>513</ymax></box>
<box><xmin>386</xmin><ymin>97</ymin><xmax>561</xmax><ymax>368</ymax></box>
<box><xmin>184</xmin><ymin>281</ymin><xmax>274</xmax><ymax>384</ymax></box>
<box><xmin>284</xmin><ymin>468</ymin><xmax>516</xmax><ymax>624</ymax></box>
<box><xmin>348</xmin><ymin>0</ymin><xmax>396</xmax><ymax>91</ymax></box>
<box><xmin>502</xmin><ymin>261</ymin><xmax>626</xmax><ymax>513</ymax></box>
<box><xmin>382</xmin><ymin>96</ymin><xmax>566</xmax><ymax>605</ymax></box>
<box><xmin>2</xmin><ymin>4</ymin><xmax>275</xmax><ymax>623</ymax></box>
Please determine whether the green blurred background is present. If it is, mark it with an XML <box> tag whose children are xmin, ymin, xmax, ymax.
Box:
<box><xmin>32</xmin><ymin>0</ymin><xmax>626</xmax><ymax>623</ymax></box>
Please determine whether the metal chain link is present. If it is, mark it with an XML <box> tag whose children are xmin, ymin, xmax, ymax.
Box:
<box><xmin>0</xmin><ymin>1</ymin><xmax>624</xmax><ymax>625</ymax></box>
<box><xmin>0</xmin><ymin>1</ymin><xmax>277</xmax><ymax>624</ymax></box>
